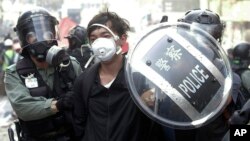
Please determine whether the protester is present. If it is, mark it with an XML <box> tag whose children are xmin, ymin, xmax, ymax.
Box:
<box><xmin>72</xmin><ymin>11</ymin><xmax>165</xmax><ymax>141</ymax></box>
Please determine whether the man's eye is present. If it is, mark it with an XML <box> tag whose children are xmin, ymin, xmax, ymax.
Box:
<box><xmin>104</xmin><ymin>34</ymin><xmax>112</xmax><ymax>38</ymax></box>
<box><xmin>90</xmin><ymin>38</ymin><xmax>96</xmax><ymax>44</ymax></box>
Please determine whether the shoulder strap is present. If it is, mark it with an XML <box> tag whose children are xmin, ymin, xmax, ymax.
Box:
<box><xmin>54</xmin><ymin>58</ymin><xmax>76</xmax><ymax>92</ymax></box>
<box><xmin>16</xmin><ymin>57</ymin><xmax>38</xmax><ymax>82</ymax></box>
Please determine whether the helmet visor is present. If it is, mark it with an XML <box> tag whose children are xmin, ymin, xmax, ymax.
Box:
<box><xmin>17</xmin><ymin>15</ymin><xmax>59</xmax><ymax>48</ymax></box>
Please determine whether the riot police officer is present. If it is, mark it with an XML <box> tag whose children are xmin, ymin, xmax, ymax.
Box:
<box><xmin>229</xmin><ymin>43</ymin><xmax>250</xmax><ymax>125</ymax></box>
<box><xmin>65</xmin><ymin>25</ymin><xmax>92</xmax><ymax>70</ymax></box>
<box><xmin>177</xmin><ymin>9</ymin><xmax>241</xmax><ymax>141</ymax></box>
<box><xmin>4</xmin><ymin>6</ymin><xmax>82</xmax><ymax>141</ymax></box>
<box><xmin>232</xmin><ymin>42</ymin><xmax>250</xmax><ymax>72</ymax></box>
<box><xmin>231</xmin><ymin>43</ymin><xmax>250</xmax><ymax>106</ymax></box>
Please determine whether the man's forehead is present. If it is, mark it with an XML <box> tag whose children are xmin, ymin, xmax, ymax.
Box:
<box><xmin>105</xmin><ymin>21</ymin><xmax>112</xmax><ymax>29</ymax></box>
<box><xmin>88</xmin><ymin>21</ymin><xmax>118</xmax><ymax>38</ymax></box>
<box><xmin>90</xmin><ymin>27</ymin><xmax>110</xmax><ymax>36</ymax></box>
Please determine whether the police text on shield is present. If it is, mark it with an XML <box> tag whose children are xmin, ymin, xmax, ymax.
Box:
<box><xmin>178</xmin><ymin>65</ymin><xmax>209</xmax><ymax>98</ymax></box>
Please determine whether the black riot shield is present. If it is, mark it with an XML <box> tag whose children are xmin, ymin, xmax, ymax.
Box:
<box><xmin>125</xmin><ymin>22</ymin><xmax>232</xmax><ymax>129</ymax></box>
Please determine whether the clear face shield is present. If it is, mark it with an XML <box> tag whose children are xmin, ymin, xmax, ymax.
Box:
<box><xmin>125</xmin><ymin>22</ymin><xmax>232</xmax><ymax>129</ymax></box>
<box><xmin>16</xmin><ymin>15</ymin><xmax>69</xmax><ymax>65</ymax></box>
<box><xmin>17</xmin><ymin>15</ymin><xmax>59</xmax><ymax>48</ymax></box>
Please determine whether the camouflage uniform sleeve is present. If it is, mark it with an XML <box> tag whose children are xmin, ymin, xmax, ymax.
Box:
<box><xmin>4</xmin><ymin>64</ymin><xmax>56</xmax><ymax>121</ymax></box>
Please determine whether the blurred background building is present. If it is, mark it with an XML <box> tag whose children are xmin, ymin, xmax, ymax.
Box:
<box><xmin>0</xmin><ymin>0</ymin><xmax>250</xmax><ymax>51</ymax></box>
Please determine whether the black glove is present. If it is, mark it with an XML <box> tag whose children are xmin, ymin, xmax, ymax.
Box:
<box><xmin>229</xmin><ymin>99</ymin><xmax>250</xmax><ymax>125</ymax></box>
<box><xmin>56</xmin><ymin>91</ymin><xmax>74</xmax><ymax>111</ymax></box>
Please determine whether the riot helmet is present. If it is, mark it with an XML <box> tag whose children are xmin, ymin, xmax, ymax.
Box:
<box><xmin>233</xmin><ymin>42</ymin><xmax>250</xmax><ymax>60</ymax></box>
<box><xmin>65</xmin><ymin>25</ymin><xmax>87</xmax><ymax>49</ymax></box>
<box><xmin>14</xmin><ymin>6</ymin><xmax>59</xmax><ymax>61</ymax></box>
<box><xmin>231</xmin><ymin>42</ymin><xmax>250</xmax><ymax>70</ymax></box>
<box><xmin>178</xmin><ymin>9</ymin><xmax>224</xmax><ymax>42</ymax></box>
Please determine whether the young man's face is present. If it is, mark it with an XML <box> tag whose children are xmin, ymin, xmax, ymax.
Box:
<box><xmin>87</xmin><ymin>24</ymin><xmax>125</xmax><ymax>62</ymax></box>
<box><xmin>89</xmin><ymin>27</ymin><xmax>114</xmax><ymax>44</ymax></box>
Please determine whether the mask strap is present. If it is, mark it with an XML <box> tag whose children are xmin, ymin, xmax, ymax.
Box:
<box><xmin>84</xmin><ymin>55</ymin><xmax>95</xmax><ymax>69</ymax></box>
<box><xmin>116</xmin><ymin>47</ymin><xmax>122</xmax><ymax>55</ymax></box>
<box><xmin>80</xmin><ymin>44</ymin><xmax>91</xmax><ymax>57</ymax></box>
<box><xmin>90</xmin><ymin>23</ymin><xmax>119</xmax><ymax>41</ymax></box>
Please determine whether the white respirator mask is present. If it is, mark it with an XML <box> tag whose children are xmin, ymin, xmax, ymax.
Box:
<box><xmin>90</xmin><ymin>24</ymin><xmax>122</xmax><ymax>62</ymax></box>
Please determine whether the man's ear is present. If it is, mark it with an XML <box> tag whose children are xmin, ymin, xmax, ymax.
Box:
<box><xmin>119</xmin><ymin>34</ymin><xmax>127</xmax><ymax>45</ymax></box>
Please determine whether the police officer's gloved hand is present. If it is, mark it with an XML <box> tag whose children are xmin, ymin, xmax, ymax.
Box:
<box><xmin>229</xmin><ymin>99</ymin><xmax>250</xmax><ymax>125</ymax></box>
<box><xmin>56</xmin><ymin>91</ymin><xmax>74</xmax><ymax>111</ymax></box>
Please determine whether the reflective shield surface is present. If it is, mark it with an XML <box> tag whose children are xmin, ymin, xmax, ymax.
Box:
<box><xmin>125</xmin><ymin>22</ymin><xmax>232</xmax><ymax>129</ymax></box>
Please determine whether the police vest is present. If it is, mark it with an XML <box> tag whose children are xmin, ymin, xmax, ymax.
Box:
<box><xmin>15</xmin><ymin>57</ymin><xmax>75</xmax><ymax>137</ymax></box>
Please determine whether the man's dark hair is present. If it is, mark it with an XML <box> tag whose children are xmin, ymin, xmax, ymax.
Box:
<box><xmin>87</xmin><ymin>11</ymin><xmax>130</xmax><ymax>38</ymax></box>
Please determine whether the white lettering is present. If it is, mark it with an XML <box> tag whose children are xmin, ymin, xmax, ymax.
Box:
<box><xmin>192</xmin><ymin>69</ymin><xmax>205</xmax><ymax>83</ymax></box>
<box><xmin>183</xmin><ymin>79</ymin><xmax>196</xmax><ymax>93</ymax></box>
<box><xmin>234</xmin><ymin>129</ymin><xmax>247</xmax><ymax>136</ymax></box>
<box><xmin>234</xmin><ymin>129</ymin><xmax>241</xmax><ymax>136</ymax></box>
<box><xmin>187</xmin><ymin>74</ymin><xmax>201</xmax><ymax>89</ymax></box>
<box><xmin>242</xmin><ymin>129</ymin><xmax>247</xmax><ymax>136</ymax></box>
<box><xmin>155</xmin><ymin>58</ymin><xmax>171</xmax><ymax>71</ymax></box>
<box><xmin>178</xmin><ymin>84</ymin><xmax>191</xmax><ymax>98</ymax></box>
<box><xmin>178</xmin><ymin>65</ymin><xmax>210</xmax><ymax>98</ymax></box>
<box><xmin>195</xmin><ymin>65</ymin><xmax>209</xmax><ymax>79</ymax></box>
